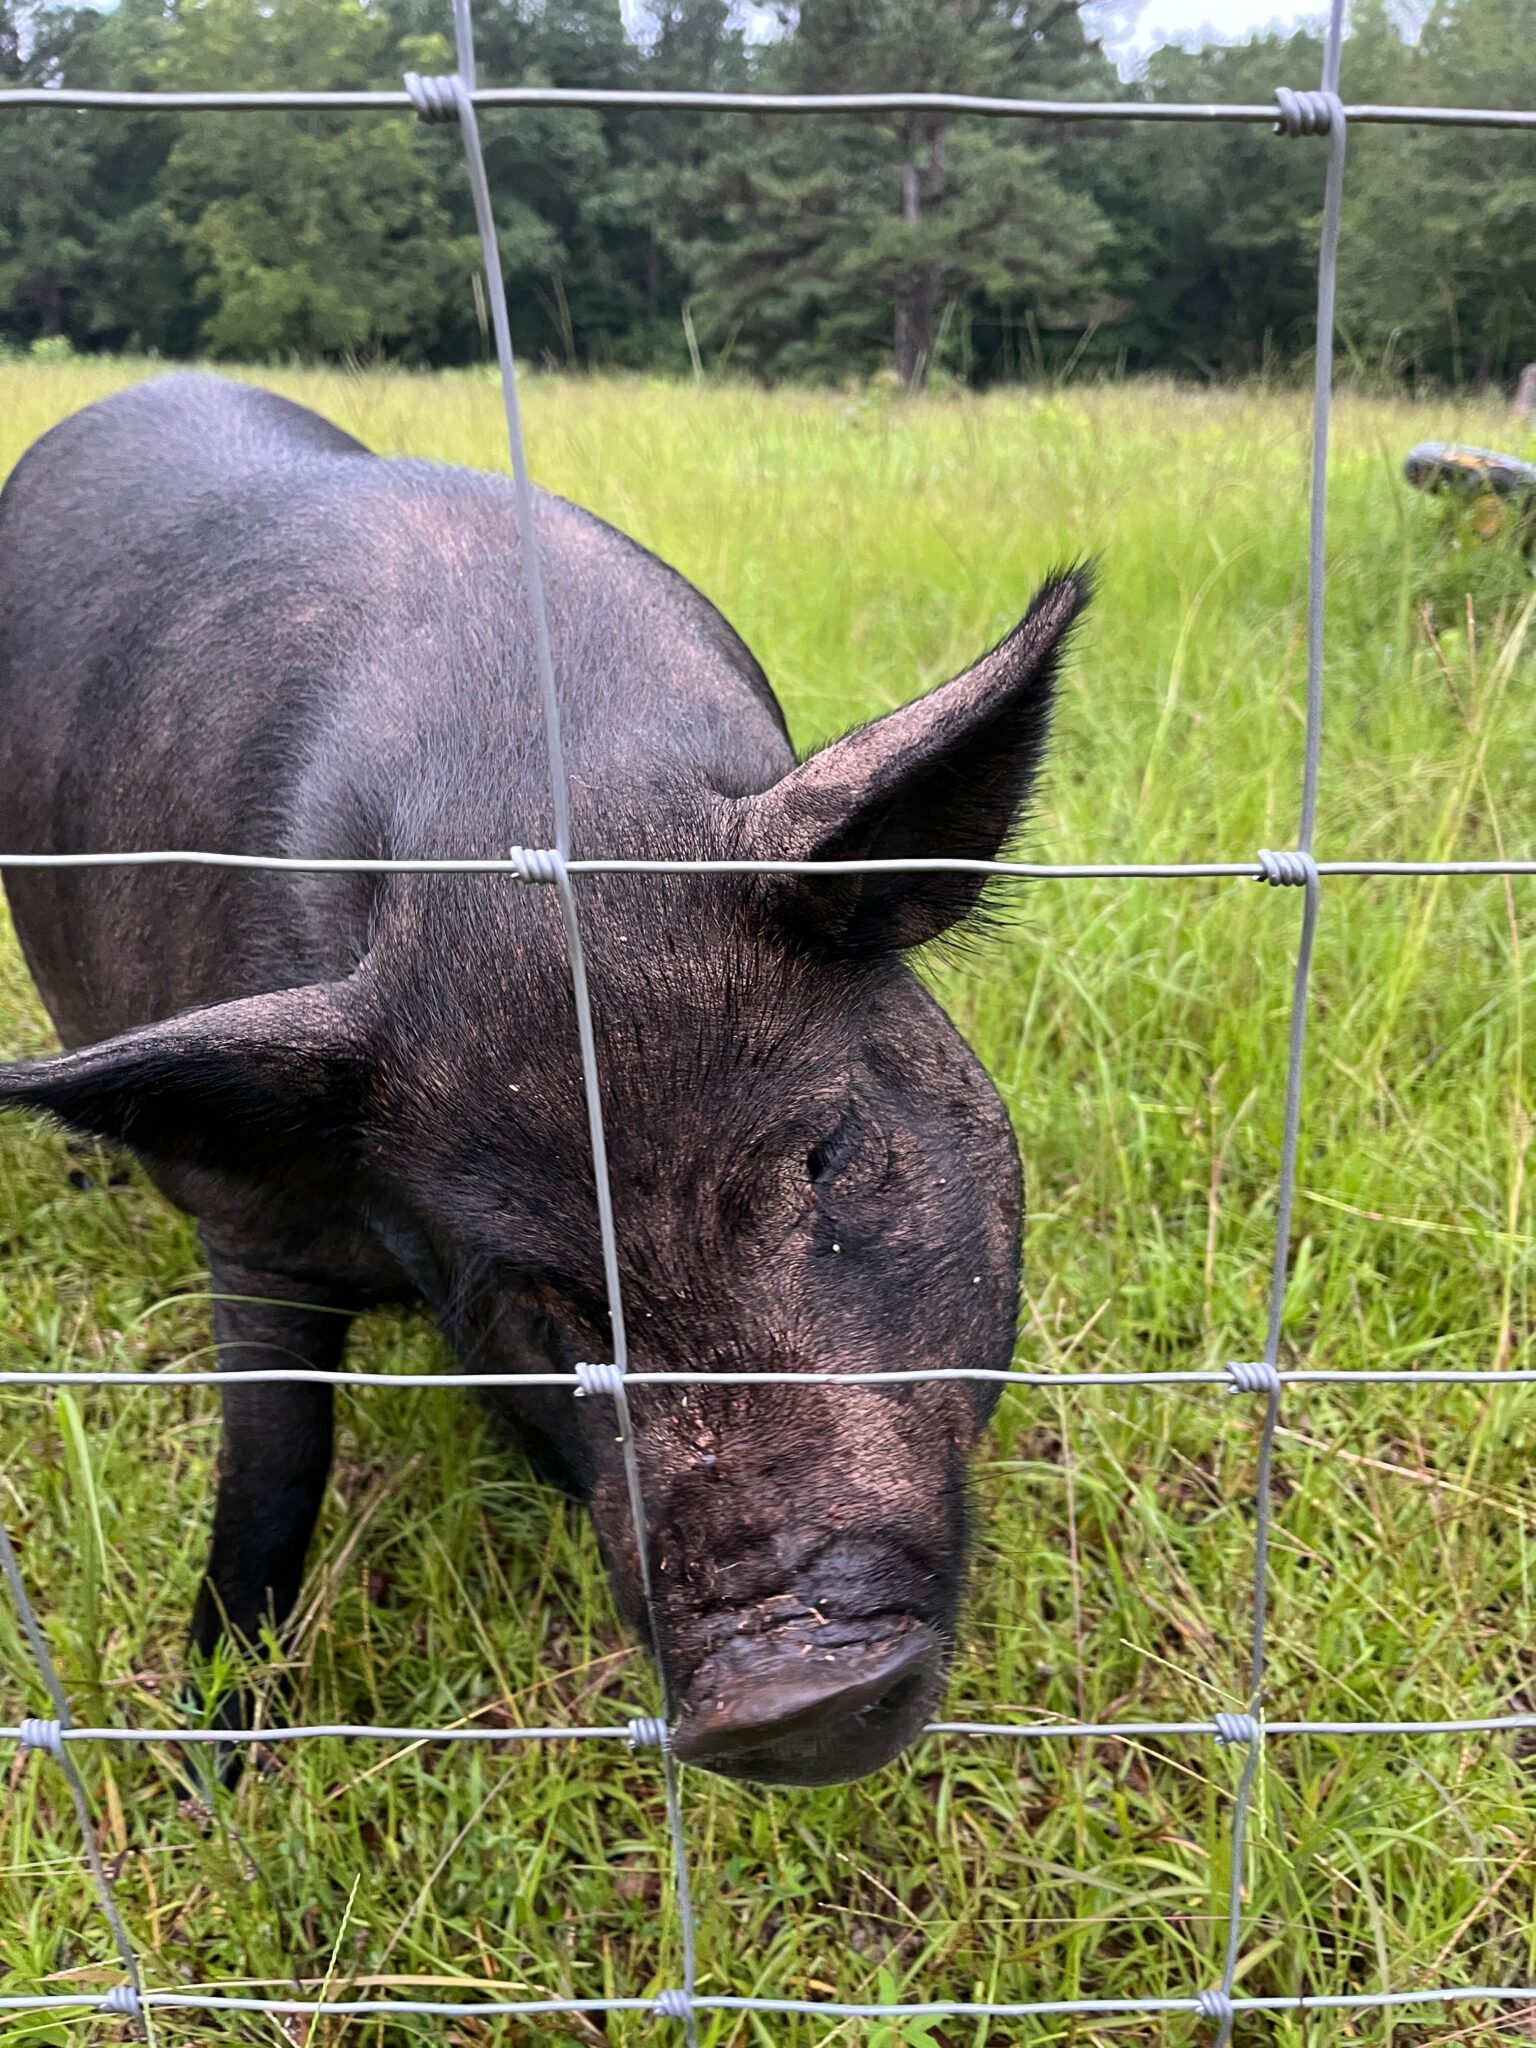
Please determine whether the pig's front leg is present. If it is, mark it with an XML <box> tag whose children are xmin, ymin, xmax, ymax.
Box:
<box><xmin>187</xmin><ymin>1259</ymin><xmax>351</xmax><ymax>1736</ymax></box>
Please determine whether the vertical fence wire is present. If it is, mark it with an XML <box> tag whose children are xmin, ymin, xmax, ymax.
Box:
<box><xmin>0</xmin><ymin>1516</ymin><xmax>149</xmax><ymax>2036</ymax></box>
<box><xmin>1209</xmin><ymin>7</ymin><xmax>1348</xmax><ymax>2041</ymax></box>
<box><xmin>420</xmin><ymin>6</ymin><xmax>699</xmax><ymax>2031</ymax></box>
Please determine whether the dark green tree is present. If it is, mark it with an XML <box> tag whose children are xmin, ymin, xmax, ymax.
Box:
<box><xmin>1084</xmin><ymin>28</ymin><xmax>1330</xmax><ymax>380</ymax></box>
<box><xmin>83</xmin><ymin>0</ymin><xmax>226</xmax><ymax>354</ymax></box>
<box><xmin>0</xmin><ymin>0</ymin><xmax>195</xmax><ymax>352</ymax></box>
<box><xmin>1339</xmin><ymin>0</ymin><xmax>1536</xmax><ymax>386</ymax></box>
<box><xmin>595</xmin><ymin>0</ymin><xmax>758</xmax><ymax>371</ymax></box>
<box><xmin>672</xmin><ymin>0</ymin><xmax>1112</xmax><ymax>388</ymax></box>
<box><xmin>0</xmin><ymin>0</ymin><xmax>105</xmax><ymax>340</ymax></box>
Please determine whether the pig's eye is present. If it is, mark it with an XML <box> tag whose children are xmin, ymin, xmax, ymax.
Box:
<box><xmin>807</xmin><ymin>1112</ymin><xmax>863</xmax><ymax>1185</ymax></box>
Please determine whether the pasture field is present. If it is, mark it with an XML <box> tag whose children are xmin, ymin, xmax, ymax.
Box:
<box><xmin>3</xmin><ymin>359</ymin><xmax>1536</xmax><ymax>2046</ymax></box>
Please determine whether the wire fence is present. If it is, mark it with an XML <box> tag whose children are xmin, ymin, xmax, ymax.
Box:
<box><xmin>3</xmin><ymin>0</ymin><xmax>1536</xmax><ymax>2035</ymax></box>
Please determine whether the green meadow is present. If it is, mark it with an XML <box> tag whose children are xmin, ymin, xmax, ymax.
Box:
<box><xmin>2</xmin><ymin>360</ymin><xmax>1536</xmax><ymax>2044</ymax></box>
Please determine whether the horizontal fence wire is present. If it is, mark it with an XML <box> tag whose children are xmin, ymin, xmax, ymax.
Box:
<box><xmin>4</xmin><ymin>1988</ymin><xmax>1536</xmax><ymax>2021</ymax></box>
<box><xmin>5</xmin><ymin>0</ymin><xmax>1536</xmax><ymax>2030</ymax></box>
<box><xmin>8</xmin><ymin>1364</ymin><xmax>1536</xmax><ymax>1388</ymax></box>
<box><xmin>9</xmin><ymin>1711</ymin><xmax>1536</xmax><ymax>1747</ymax></box>
<box><xmin>3</xmin><ymin>848</ymin><xmax>1536</xmax><ymax>878</ymax></box>
<box><xmin>6</xmin><ymin>85</ymin><xmax>1536</xmax><ymax>127</ymax></box>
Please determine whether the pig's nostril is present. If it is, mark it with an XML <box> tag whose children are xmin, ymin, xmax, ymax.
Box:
<box><xmin>671</xmin><ymin>1621</ymin><xmax>941</xmax><ymax>1783</ymax></box>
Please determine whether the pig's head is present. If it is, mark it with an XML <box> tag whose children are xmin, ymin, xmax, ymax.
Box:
<box><xmin>0</xmin><ymin>570</ymin><xmax>1087</xmax><ymax>1786</ymax></box>
<box><xmin>370</xmin><ymin>566</ymin><xmax>1090</xmax><ymax>1782</ymax></box>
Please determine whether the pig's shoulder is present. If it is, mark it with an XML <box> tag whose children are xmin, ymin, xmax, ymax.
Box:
<box><xmin>324</xmin><ymin>460</ymin><xmax>792</xmax><ymax>750</ymax></box>
<box><xmin>540</xmin><ymin>494</ymin><xmax>788</xmax><ymax>739</ymax></box>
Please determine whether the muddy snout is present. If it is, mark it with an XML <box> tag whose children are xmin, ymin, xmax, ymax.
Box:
<box><xmin>671</xmin><ymin>1613</ymin><xmax>943</xmax><ymax>1786</ymax></box>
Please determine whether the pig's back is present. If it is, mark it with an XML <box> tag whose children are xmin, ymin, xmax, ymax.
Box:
<box><xmin>0</xmin><ymin>373</ymin><xmax>792</xmax><ymax>1043</ymax></box>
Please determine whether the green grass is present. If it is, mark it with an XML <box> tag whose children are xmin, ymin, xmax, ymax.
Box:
<box><xmin>3</xmin><ymin>359</ymin><xmax>1536</xmax><ymax>2046</ymax></box>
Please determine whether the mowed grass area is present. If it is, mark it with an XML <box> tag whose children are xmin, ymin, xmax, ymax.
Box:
<box><xmin>2</xmin><ymin>358</ymin><xmax>1536</xmax><ymax>2047</ymax></box>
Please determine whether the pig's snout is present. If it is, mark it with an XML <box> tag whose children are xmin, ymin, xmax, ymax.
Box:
<box><xmin>670</xmin><ymin>1615</ymin><xmax>942</xmax><ymax>1786</ymax></box>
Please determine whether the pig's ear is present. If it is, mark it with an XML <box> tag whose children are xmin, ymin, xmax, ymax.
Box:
<box><xmin>739</xmin><ymin>568</ymin><xmax>1090</xmax><ymax>951</ymax></box>
<box><xmin>0</xmin><ymin>982</ymin><xmax>368</xmax><ymax>1177</ymax></box>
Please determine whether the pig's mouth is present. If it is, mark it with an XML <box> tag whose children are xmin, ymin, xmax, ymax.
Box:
<box><xmin>670</xmin><ymin>1614</ymin><xmax>944</xmax><ymax>1786</ymax></box>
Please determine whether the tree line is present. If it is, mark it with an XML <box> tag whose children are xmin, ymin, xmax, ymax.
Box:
<box><xmin>2</xmin><ymin>0</ymin><xmax>1532</xmax><ymax>391</ymax></box>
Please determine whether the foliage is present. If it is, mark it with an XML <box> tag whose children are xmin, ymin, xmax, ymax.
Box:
<box><xmin>1340</xmin><ymin>0</ymin><xmax>1536</xmax><ymax>387</ymax></box>
<box><xmin>5</xmin><ymin>0</ymin><xmax>1536</xmax><ymax>387</ymax></box>
<box><xmin>1085</xmin><ymin>29</ymin><xmax>1333</xmax><ymax>379</ymax></box>
<box><xmin>3</xmin><ymin>361</ymin><xmax>1536</xmax><ymax>2039</ymax></box>
<box><xmin>154</xmin><ymin>0</ymin><xmax>475</xmax><ymax>360</ymax></box>
<box><xmin>674</xmin><ymin>0</ymin><xmax>1113</xmax><ymax>388</ymax></box>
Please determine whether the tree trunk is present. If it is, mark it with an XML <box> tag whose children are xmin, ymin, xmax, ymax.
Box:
<box><xmin>34</xmin><ymin>265</ymin><xmax>63</xmax><ymax>338</ymax></box>
<box><xmin>893</xmin><ymin>126</ymin><xmax>947</xmax><ymax>392</ymax></box>
<box><xmin>894</xmin><ymin>273</ymin><xmax>940</xmax><ymax>391</ymax></box>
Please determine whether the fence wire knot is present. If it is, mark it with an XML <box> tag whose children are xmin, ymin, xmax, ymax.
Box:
<box><xmin>574</xmin><ymin>1360</ymin><xmax>627</xmax><ymax>1398</ymax></box>
<box><xmin>1214</xmin><ymin>1713</ymin><xmax>1261</xmax><ymax>1746</ymax></box>
<box><xmin>653</xmin><ymin>1989</ymin><xmax>694</xmax><ymax>2021</ymax></box>
<box><xmin>19</xmin><ymin>1717</ymin><xmax>64</xmax><ymax>1754</ymax></box>
<box><xmin>1256</xmin><ymin>847</ymin><xmax>1318</xmax><ymax>887</ymax></box>
<box><xmin>627</xmin><ymin>1716</ymin><xmax>670</xmax><ymax>1751</ymax></box>
<box><xmin>1274</xmin><ymin>86</ymin><xmax>1341</xmax><ymax>136</ymax></box>
<box><xmin>99</xmin><ymin>1985</ymin><xmax>143</xmax><ymax>2019</ymax></box>
<box><xmin>1196</xmin><ymin>1988</ymin><xmax>1235</xmax><ymax>2023</ymax></box>
<box><xmin>1226</xmin><ymin>1358</ymin><xmax>1282</xmax><ymax>1395</ymax></box>
<box><xmin>402</xmin><ymin>71</ymin><xmax>461</xmax><ymax>121</ymax></box>
<box><xmin>509</xmin><ymin>845</ymin><xmax>564</xmax><ymax>884</ymax></box>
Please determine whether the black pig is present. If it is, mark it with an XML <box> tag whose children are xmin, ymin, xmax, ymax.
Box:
<box><xmin>0</xmin><ymin>375</ymin><xmax>1087</xmax><ymax>1785</ymax></box>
